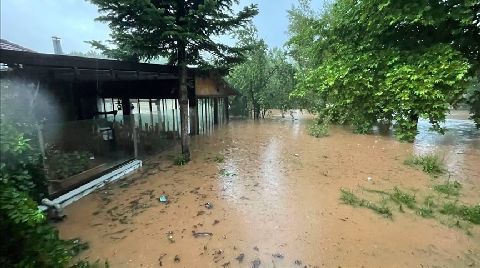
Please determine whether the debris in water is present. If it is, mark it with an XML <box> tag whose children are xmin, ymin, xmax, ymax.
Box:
<box><xmin>192</xmin><ymin>231</ymin><xmax>213</xmax><ymax>238</ymax></box>
<box><xmin>235</xmin><ymin>253</ymin><xmax>245</xmax><ymax>263</ymax></box>
<box><xmin>253</xmin><ymin>246</ymin><xmax>259</xmax><ymax>251</ymax></box>
<box><xmin>213</xmin><ymin>249</ymin><xmax>224</xmax><ymax>263</ymax></box>
<box><xmin>159</xmin><ymin>195</ymin><xmax>168</xmax><ymax>203</ymax></box>
<box><xmin>166</xmin><ymin>231</ymin><xmax>175</xmax><ymax>243</ymax></box>
<box><xmin>204</xmin><ymin>202</ymin><xmax>214</xmax><ymax>209</ymax></box>
<box><xmin>252</xmin><ymin>258</ymin><xmax>261</xmax><ymax>268</ymax></box>
<box><xmin>174</xmin><ymin>255</ymin><xmax>180</xmax><ymax>263</ymax></box>
<box><xmin>158</xmin><ymin>253</ymin><xmax>166</xmax><ymax>266</ymax></box>
<box><xmin>272</xmin><ymin>253</ymin><xmax>284</xmax><ymax>259</ymax></box>
<box><xmin>213</xmin><ymin>219</ymin><xmax>220</xmax><ymax>225</ymax></box>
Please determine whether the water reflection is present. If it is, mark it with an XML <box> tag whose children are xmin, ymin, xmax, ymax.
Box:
<box><xmin>415</xmin><ymin>119</ymin><xmax>479</xmax><ymax>152</ymax></box>
<box><xmin>414</xmin><ymin>119</ymin><xmax>479</xmax><ymax>176</ymax></box>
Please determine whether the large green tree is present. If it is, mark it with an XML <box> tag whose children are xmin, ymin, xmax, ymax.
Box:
<box><xmin>289</xmin><ymin>0</ymin><xmax>480</xmax><ymax>141</ymax></box>
<box><xmin>228</xmin><ymin>26</ymin><xmax>269</xmax><ymax>119</ymax></box>
<box><xmin>88</xmin><ymin>0</ymin><xmax>258</xmax><ymax>160</ymax></box>
<box><xmin>262</xmin><ymin>48</ymin><xmax>297</xmax><ymax>117</ymax></box>
<box><xmin>228</xmin><ymin>26</ymin><xmax>297</xmax><ymax>119</ymax></box>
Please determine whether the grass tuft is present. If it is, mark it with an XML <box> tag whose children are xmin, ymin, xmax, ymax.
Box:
<box><xmin>390</xmin><ymin>187</ymin><xmax>416</xmax><ymax>209</ymax></box>
<box><xmin>404</xmin><ymin>154</ymin><xmax>444</xmax><ymax>175</ymax></box>
<box><xmin>433</xmin><ymin>181</ymin><xmax>462</xmax><ymax>196</ymax></box>
<box><xmin>439</xmin><ymin>202</ymin><xmax>480</xmax><ymax>225</ymax></box>
<box><xmin>416</xmin><ymin>207</ymin><xmax>435</xmax><ymax>218</ymax></box>
<box><xmin>340</xmin><ymin>189</ymin><xmax>392</xmax><ymax>218</ymax></box>
<box><xmin>340</xmin><ymin>189</ymin><xmax>361</xmax><ymax>205</ymax></box>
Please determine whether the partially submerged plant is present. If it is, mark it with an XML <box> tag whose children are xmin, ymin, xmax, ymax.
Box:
<box><xmin>213</xmin><ymin>154</ymin><xmax>225</xmax><ymax>163</ymax></box>
<box><xmin>390</xmin><ymin>187</ymin><xmax>416</xmax><ymax>209</ymax></box>
<box><xmin>173</xmin><ymin>154</ymin><xmax>188</xmax><ymax>166</ymax></box>
<box><xmin>417</xmin><ymin>207</ymin><xmax>435</xmax><ymax>218</ymax></box>
<box><xmin>404</xmin><ymin>153</ymin><xmax>444</xmax><ymax>175</ymax></box>
<box><xmin>340</xmin><ymin>189</ymin><xmax>361</xmax><ymax>205</ymax></box>
<box><xmin>439</xmin><ymin>202</ymin><xmax>480</xmax><ymax>225</ymax></box>
<box><xmin>308</xmin><ymin>122</ymin><xmax>329</xmax><ymax>138</ymax></box>
<box><xmin>340</xmin><ymin>189</ymin><xmax>392</xmax><ymax>218</ymax></box>
<box><xmin>434</xmin><ymin>181</ymin><xmax>462</xmax><ymax>196</ymax></box>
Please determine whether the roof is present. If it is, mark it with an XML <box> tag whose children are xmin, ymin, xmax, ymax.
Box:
<box><xmin>0</xmin><ymin>39</ymin><xmax>36</xmax><ymax>53</ymax></box>
<box><xmin>0</xmin><ymin>48</ymin><xmax>238</xmax><ymax>98</ymax></box>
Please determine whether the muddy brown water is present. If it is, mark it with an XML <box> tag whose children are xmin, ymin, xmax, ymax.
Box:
<box><xmin>58</xmin><ymin>114</ymin><xmax>480</xmax><ymax>267</ymax></box>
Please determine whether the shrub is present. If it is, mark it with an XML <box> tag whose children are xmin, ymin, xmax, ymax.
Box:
<box><xmin>0</xmin><ymin>123</ymin><xmax>72</xmax><ymax>266</ymax></box>
<box><xmin>308</xmin><ymin>122</ymin><xmax>329</xmax><ymax>138</ymax></box>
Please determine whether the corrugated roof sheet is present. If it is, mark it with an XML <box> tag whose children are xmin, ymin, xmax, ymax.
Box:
<box><xmin>0</xmin><ymin>39</ymin><xmax>36</xmax><ymax>53</ymax></box>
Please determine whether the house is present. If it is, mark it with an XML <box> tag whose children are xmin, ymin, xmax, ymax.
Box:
<box><xmin>1</xmin><ymin>39</ymin><xmax>236</xmax><ymax>198</ymax></box>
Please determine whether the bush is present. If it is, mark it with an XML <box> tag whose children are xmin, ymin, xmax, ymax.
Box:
<box><xmin>0</xmin><ymin>123</ymin><xmax>73</xmax><ymax>266</ymax></box>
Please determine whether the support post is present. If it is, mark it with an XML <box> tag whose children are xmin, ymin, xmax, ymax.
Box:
<box><xmin>36</xmin><ymin>123</ymin><xmax>46</xmax><ymax>159</ymax></box>
<box><xmin>224</xmin><ymin>97</ymin><xmax>229</xmax><ymax>122</ymax></box>
<box><xmin>213</xmin><ymin>98</ymin><xmax>219</xmax><ymax>125</ymax></box>
<box><xmin>149</xmin><ymin>99</ymin><xmax>154</xmax><ymax>129</ymax></box>
<box><xmin>133</xmin><ymin>119</ymin><xmax>138</xmax><ymax>158</ymax></box>
<box><xmin>189</xmin><ymin>98</ymin><xmax>199</xmax><ymax>135</ymax></box>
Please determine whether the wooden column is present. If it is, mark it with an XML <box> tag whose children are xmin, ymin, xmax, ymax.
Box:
<box><xmin>224</xmin><ymin>97</ymin><xmax>229</xmax><ymax>122</ymax></box>
<box><xmin>189</xmin><ymin>98</ymin><xmax>199</xmax><ymax>135</ymax></box>
<box><xmin>213</xmin><ymin>98</ymin><xmax>219</xmax><ymax>125</ymax></box>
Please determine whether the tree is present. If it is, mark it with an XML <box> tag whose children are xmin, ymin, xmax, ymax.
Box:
<box><xmin>88</xmin><ymin>0</ymin><xmax>258</xmax><ymax>160</ymax></box>
<box><xmin>0</xmin><ymin>123</ymin><xmax>71</xmax><ymax>267</ymax></box>
<box><xmin>68</xmin><ymin>50</ymin><xmax>109</xmax><ymax>59</ymax></box>
<box><xmin>289</xmin><ymin>0</ymin><xmax>479</xmax><ymax>141</ymax></box>
<box><xmin>227</xmin><ymin>25</ymin><xmax>269</xmax><ymax>119</ymax></box>
<box><xmin>262</xmin><ymin>48</ymin><xmax>296</xmax><ymax>117</ymax></box>
<box><xmin>228</xmin><ymin>26</ymin><xmax>297</xmax><ymax>119</ymax></box>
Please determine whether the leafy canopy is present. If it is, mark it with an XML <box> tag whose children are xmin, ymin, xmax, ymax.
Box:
<box><xmin>228</xmin><ymin>26</ymin><xmax>297</xmax><ymax>118</ymax></box>
<box><xmin>289</xmin><ymin>0</ymin><xmax>479</xmax><ymax>141</ymax></box>
<box><xmin>89</xmin><ymin>0</ymin><xmax>258</xmax><ymax>70</ymax></box>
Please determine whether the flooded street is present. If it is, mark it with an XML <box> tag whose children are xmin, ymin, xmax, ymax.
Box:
<box><xmin>58</xmin><ymin>114</ymin><xmax>480</xmax><ymax>267</ymax></box>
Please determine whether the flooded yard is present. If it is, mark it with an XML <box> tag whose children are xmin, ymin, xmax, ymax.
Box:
<box><xmin>57</xmin><ymin>114</ymin><xmax>480</xmax><ymax>267</ymax></box>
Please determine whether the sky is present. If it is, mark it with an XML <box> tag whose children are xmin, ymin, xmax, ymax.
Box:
<box><xmin>1</xmin><ymin>0</ymin><xmax>325</xmax><ymax>54</ymax></box>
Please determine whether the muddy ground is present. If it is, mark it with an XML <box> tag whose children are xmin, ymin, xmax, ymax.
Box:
<box><xmin>58</xmin><ymin>114</ymin><xmax>480</xmax><ymax>267</ymax></box>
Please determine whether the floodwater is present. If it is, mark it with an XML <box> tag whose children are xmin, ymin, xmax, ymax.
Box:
<box><xmin>58</xmin><ymin>112</ymin><xmax>480</xmax><ymax>267</ymax></box>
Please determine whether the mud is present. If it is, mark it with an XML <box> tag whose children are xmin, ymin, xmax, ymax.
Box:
<box><xmin>57</xmin><ymin>113</ymin><xmax>480</xmax><ymax>267</ymax></box>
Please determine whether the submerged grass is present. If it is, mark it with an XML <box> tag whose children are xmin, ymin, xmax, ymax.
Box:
<box><xmin>342</xmin><ymin>185</ymin><xmax>479</xmax><ymax>231</ymax></box>
<box><xmin>340</xmin><ymin>189</ymin><xmax>392</xmax><ymax>218</ymax></box>
<box><xmin>439</xmin><ymin>202</ymin><xmax>480</xmax><ymax>225</ymax></box>
<box><xmin>404</xmin><ymin>154</ymin><xmax>444</xmax><ymax>175</ymax></box>
<box><xmin>390</xmin><ymin>187</ymin><xmax>417</xmax><ymax>209</ymax></box>
<box><xmin>434</xmin><ymin>181</ymin><xmax>462</xmax><ymax>196</ymax></box>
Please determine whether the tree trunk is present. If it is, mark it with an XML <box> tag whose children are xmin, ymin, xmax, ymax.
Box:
<box><xmin>253</xmin><ymin>103</ymin><xmax>260</xmax><ymax>119</ymax></box>
<box><xmin>178</xmin><ymin>43</ymin><xmax>190</xmax><ymax>161</ymax></box>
